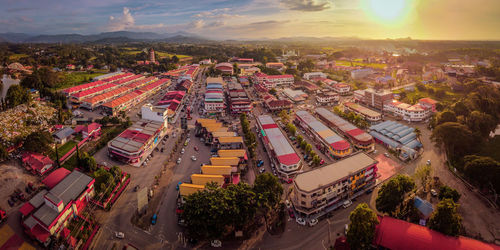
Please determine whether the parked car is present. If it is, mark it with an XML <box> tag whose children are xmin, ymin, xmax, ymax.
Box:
<box><xmin>285</xmin><ymin>200</ymin><xmax>291</xmax><ymax>209</ymax></box>
<box><xmin>151</xmin><ymin>214</ymin><xmax>157</xmax><ymax>225</ymax></box>
<box><xmin>288</xmin><ymin>209</ymin><xmax>295</xmax><ymax>218</ymax></box>
<box><xmin>181</xmin><ymin>148</ymin><xmax>185</xmax><ymax>154</ymax></box>
<box><xmin>344</xmin><ymin>224</ymin><xmax>349</xmax><ymax>235</ymax></box>
<box><xmin>184</xmin><ymin>141</ymin><xmax>188</xmax><ymax>146</ymax></box>
<box><xmin>309</xmin><ymin>218</ymin><xmax>318</xmax><ymax>227</ymax></box>
<box><xmin>191</xmin><ymin>155</ymin><xmax>197</xmax><ymax>161</ymax></box>
<box><xmin>285</xmin><ymin>178</ymin><xmax>293</xmax><ymax>184</ymax></box>
<box><xmin>134</xmin><ymin>185</ymin><xmax>140</xmax><ymax>192</ymax></box>
<box><xmin>194</xmin><ymin>146</ymin><xmax>199</xmax><ymax>151</ymax></box>
<box><xmin>115</xmin><ymin>232</ymin><xmax>125</xmax><ymax>239</ymax></box>
<box><xmin>176</xmin><ymin>182</ymin><xmax>182</xmax><ymax>190</ymax></box>
<box><xmin>259</xmin><ymin>168</ymin><xmax>265</xmax><ymax>174</ymax></box>
<box><xmin>320</xmin><ymin>159</ymin><xmax>325</xmax><ymax>165</ymax></box>
<box><xmin>430</xmin><ymin>189</ymin><xmax>438</xmax><ymax>197</ymax></box>
<box><xmin>257</xmin><ymin>160</ymin><xmax>264</xmax><ymax>167</ymax></box>
<box><xmin>296</xmin><ymin>217</ymin><xmax>306</xmax><ymax>226</ymax></box>
<box><xmin>426</xmin><ymin>160</ymin><xmax>431</xmax><ymax>165</ymax></box>
<box><xmin>177</xmin><ymin>158</ymin><xmax>182</xmax><ymax>164</ymax></box>
<box><xmin>210</xmin><ymin>240</ymin><xmax>222</xmax><ymax>248</ymax></box>
<box><xmin>342</xmin><ymin>200</ymin><xmax>353</xmax><ymax>208</ymax></box>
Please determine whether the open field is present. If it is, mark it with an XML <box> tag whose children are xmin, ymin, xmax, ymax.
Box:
<box><xmin>57</xmin><ymin>71</ymin><xmax>107</xmax><ymax>90</ymax></box>
<box><xmin>50</xmin><ymin>140</ymin><xmax>77</xmax><ymax>160</ymax></box>
<box><xmin>122</xmin><ymin>48</ymin><xmax>190</xmax><ymax>58</ymax></box>
<box><xmin>8</xmin><ymin>53</ymin><xmax>29</xmax><ymax>60</ymax></box>
<box><xmin>335</xmin><ymin>60</ymin><xmax>387</xmax><ymax>69</ymax></box>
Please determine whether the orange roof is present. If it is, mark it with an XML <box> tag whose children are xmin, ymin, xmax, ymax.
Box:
<box><xmin>82</xmin><ymin>86</ymin><xmax>131</xmax><ymax>105</ymax></box>
<box><xmin>419</xmin><ymin>97</ymin><xmax>438</xmax><ymax>105</ymax></box>
<box><xmin>102</xmin><ymin>91</ymin><xmax>140</xmax><ymax>108</ymax></box>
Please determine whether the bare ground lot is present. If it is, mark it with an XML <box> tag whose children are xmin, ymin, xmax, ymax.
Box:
<box><xmin>0</xmin><ymin>161</ymin><xmax>40</xmax><ymax>212</ymax></box>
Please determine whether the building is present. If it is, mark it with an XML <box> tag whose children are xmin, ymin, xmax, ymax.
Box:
<box><xmin>295</xmin><ymin>111</ymin><xmax>352</xmax><ymax>158</ymax></box>
<box><xmin>373</xmin><ymin>216</ymin><xmax>499</xmax><ymax>250</ymax></box>
<box><xmin>303</xmin><ymin>72</ymin><xmax>327</xmax><ymax>80</ymax></box>
<box><xmin>283</xmin><ymin>88</ymin><xmax>307</xmax><ymax>103</ymax></box>
<box><xmin>370</xmin><ymin>120</ymin><xmax>423</xmax><ymax>161</ymax></box>
<box><xmin>257</xmin><ymin>115</ymin><xmax>301</xmax><ymax>178</ymax></box>
<box><xmin>315</xmin><ymin>91</ymin><xmax>339</xmax><ymax>105</ymax></box>
<box><xmin>179</xmin><ymin>183</ymin><xmax>205</xmax><ymax>199</ymax></box>
<box><xmin>418</xmin><ymin>97</ymin><xmax>438</xmax><ymax>112</ymax></box>
<box><xmin>252</xmin><ymin>73</ymin><xmax>294</xmax><ymax>88</ymax></box>
<box><xmin>204</xmin><ymin>79</ymin><xmax>226</xmax><ymax>116</ymax></box>
<box><xmin>20</xmin><ymin>170</ymin><xmax>94</xmax><ymax>245</ymax></box>
<box><xmin>263</xmin><ymin>95</ymin><xmax>293</xmax><ymax>112</ymax></box>
<box><xmin>149</xmin><ymin>48</ymin><xmax>156</xmax><ymax>62</ymax></box>
<box><xmin>292</xmin><ymin>153</ymin><xmax>377</xmax><ymax>217</ymax></box>
<box><xmin>215</xmin><ymin>62</ymin><xmax>234</xmax><ymax>74</ymax></box>
<box><xmin>53</xmin><ymin>127</ymin><xmax>74</xmax><ymax>144</ymax></box>
<box><xmin>215</xmin><ymin>136</ymin><xmax>244</xmax><ymax>149</ymax></box>
<box><xmin>331</xmin><ymin>83</ymin><xmax>351</xmax><ymax>95</ymax></box>
<box><xmin>266</xmin><ymin>62</ymin><xmax>285</xmax><ymax>71</ymax></box>
<box><xmin>383</xmin><ymin>100</ymin><xmax>431</xmax><ymax>122</ymax></box>
<box><xmin>107</xmin><ymin>119</ymin><xmax>167</xmax><ymax>166</ymax></box>
<box><xmin>191</xmin><ymin>174</ymin><xmax>225</xmax><ymax>186</ymax></box>
<box><xmin>355</xmin><ymin>88</ymin><xmax>394</xmax><ymax>110</ymax></box>
<box><xmin>315</xmin><ymin>108</ymin><xmax>374</xmax><ymax>151</ymax></box>
<box><xmin>227</xmin><ymin>82</ymin><xmax>251</xmax><ymax>114</ymax></box>
<box><xmin>240</xmin><ymin>66</ymin><xmax>261</xmax><ymax>76</ymax></box>
<box><xmin>344</xmin><ymin>102</ymin><xmax>382</xmax><ymax>123</ymax></box>
<box><xmin>293</xmin><ymin>80</ymin><xmax>320</xmax><ymax>93</ymax></box>
<box><xmin>22</xmin><ymin>152</ymin><xmax>54</xmax><ymax>176</ymax></box>
<box><xmin>156</xmin><ymin>91</ymin><xmax>186</xmax><ymax>122</ymax></box>
<box><xmin>141</xmin><ymin>103</ymin><xmax>168</xmax><ymax>125</ymax></box>
<box><xmin>81</xmin><ymin>122</ymin><xmax>101</xmax><ymax>139</ymax></box>
<box><xmin>350</xmin><ymin>68</ymin><xmax>373</xmax><ymax>79</ymax></box>
<box><xmin>230</xmin><ymin>57</ymin><xmax>254</xmax><ymax>63</ymax></box>
<box><xmin>210</xmin><ymin>157</ymin><xmax>241</xmax><ymax>173</ymax></box>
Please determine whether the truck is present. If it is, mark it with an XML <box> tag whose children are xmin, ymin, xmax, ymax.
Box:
<box><xmin>0</xmin><ymin>208</ymin><xmax>7</xmax><ymax>224</ymax></box>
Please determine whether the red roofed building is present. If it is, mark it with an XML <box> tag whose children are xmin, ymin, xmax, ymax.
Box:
<box><xmin>82</xmin><ymin>122</ymin><xmax>101</xmax><ymax>138</ymax></box>
<box><xmin>374</xmin><ymin>216</ymin><xmax>500</xmax><ymax>250</ymax></box>
<box><xmin>215</xmin><ymin>62</ymin><xmax>234</xmax><ymax>74</ymax></box>
<box><xmin>418</xmin><ymin>97</ymin><xmax>439</xmax><ymax>112</ymax></box>
<box><xmin>263</xmin><ymin>95</ymin><xmax>293</xmax><ymax>112</ymax></box>
<box><xmin>42</xmin><ymin>168</ymin><xmax>71</xmax><ymax>189</ymax></box>
<box><xmin>22</xmin><ymin>152</ymin><xmax>54</xmax><ymax>176</ymax></box>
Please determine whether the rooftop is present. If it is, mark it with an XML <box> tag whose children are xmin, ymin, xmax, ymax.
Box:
<box><xmin>109</xmin><ymin>120</ymin><xmax>163</xmax><ymax>153</ymax></box>
<box><xmin>294</xmin><ymin>153</ymin><xmax>377</xmax><ymax>192</ymax></box>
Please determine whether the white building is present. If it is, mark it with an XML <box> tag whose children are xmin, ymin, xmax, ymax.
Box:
<box><xmin>383</xmin><ymin>100</ymin><xmax>431</xmax><ymax>122</ymax></box>
<box><xmin>253</xmin><ymin>73</ymin><xmax>294</xmax><ymax>88</ymax></box>
<box><xmin>141</xmin><ymin>103</ymin><xmax>169</xmax><ymax>126</ymax></box>
<box><xmin>351</xmin><ymin>69</ymin><xmax>373</xmax><ymax>79</ymax></box>
<box><xmin>332</xmin><ymin>83</ymin><xmax>351</xmax><ymax>95</ymax></box>
<box><xmin>303</xmin><ymin>72</ymin><xmax>327</xmax><ymax>80</ymax></box>
<box><xmin>316</xmin><ymin>92</ymin><xmax>339</xmax><ymax>105</ymax></box>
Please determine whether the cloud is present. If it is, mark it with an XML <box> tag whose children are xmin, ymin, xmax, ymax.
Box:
<box><xmin>106</xmin><ymin>7</ymin><xmax>165</xmax><ymax>31</ymax></box>
<box><xmin>189</xmin><ymin>19</ymin><xmax>206</xmax><ymax>30</ymax></box>
<box><xmin>280</xmin><ymin>0</ymin><xmax>332</xmax><ymax>11</ymax></box>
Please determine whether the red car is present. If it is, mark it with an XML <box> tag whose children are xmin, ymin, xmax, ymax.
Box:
<box><xmin>320</xmin><ymin>159</ymin><xmax>325</xmax><ymax>165</ymax></box>
<box><xmin>194</xmin><ymin>146</ymin><xmax>199</xmax><ymax>151</ymax></box>
<box><xmin>288</xmin><ymin>209</ymin><xmax>295</xmax><ymax>218</ymax></box>
<box><xmin>284</xmin><ymin>178</ymin><xmax>293</xmax><ymax>184</ymax></box>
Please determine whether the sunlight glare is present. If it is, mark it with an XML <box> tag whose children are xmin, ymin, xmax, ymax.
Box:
<box><xmin>365</xmin><ymin>0</ymin><xmax>409</xmax><ymax>23</ymax></box>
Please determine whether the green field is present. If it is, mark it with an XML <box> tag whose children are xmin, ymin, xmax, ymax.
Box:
<box><xmin>50</xmin><ymin>140</ymin><xmax>77</xmax><ymax>160</ymax></box>
<box><xmin>122</xmin><ymin>49</ymin><xmax>190</xmax><ymax>58</ymax></box>
<box><xmin>9</xmin><ymin>54</ymin><xmax>29</xmax><ymax>60</ymax></box>
<box><xmin>57</xmin><ymin>71</ymin><xmax>107</xmax><ymax>90</ymax></box>
<box><xmin>335</xmin><ymin>60</ymin><xmax>387</xmax><ymax>69</ymax></box>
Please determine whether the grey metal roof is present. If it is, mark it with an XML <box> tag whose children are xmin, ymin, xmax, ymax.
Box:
<box><xmin>296</xmin><ymin>110</ymin><xmax>344</xmax><ymax>144</ymax></box>
<box><xmin>28</xmin><ymin>189</ymin><xmax>48</xmax><ymax>208</ymax></box>
<box><xmin>53</xmin><ymin>127</ymin><xmax>74</xmax><ymax>140</ymax></box>
<box><xmin>294</xmin><ymin>153</ymin><xmax>377</xmax><ymax>192</ymax></box>
<box><xmin>257</xmin><ymin>115</ymin><xmax>296</xmax><ymax>157</ymax></box>
<box><xmin>33</xmin><ymin>204</ymin><xmax>59</xmax><ymax>227</ymax></box>
<box><xmin>50</xmin><ymin>170</ymin><xmax>93</xmax><ymax>206</ymax></box>
<box><xmin>315</xmin><ymin>108</ymin><xmax>372</xmax><ymax>142</ymax></box>
<box><xmin>24</xmin><ymin>215</ymin><xmax>38</xmax><ymax>229</ymax></box>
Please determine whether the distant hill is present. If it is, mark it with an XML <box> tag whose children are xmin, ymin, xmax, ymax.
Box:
<box><xmin>0</xmin><ymin>31</ymin><xmax>209</xmax><ymax>44</ymax></box>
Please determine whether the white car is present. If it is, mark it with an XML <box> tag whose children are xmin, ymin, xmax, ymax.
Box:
<box><xmin>211</xmin><ymin>240</ymin><xmax>222</xmax><ymax>248</ymax></box>
<box><xmin>309</xmin><ymin>218</ymin><xmax>318</xmax><ymax>227</ymax></box>
<box><xmin>285</xmin><ymin>200</ymin><xmax>291</xmax><ymax>209</ymax></box>
<box><xmin>191</xmin><ymin>155</ymin><xmax>197</xmax><ymax>161</ymax></box>
<box><xmin>115</xmin><ymin>232</ymin><xmax>125</xmax><ymax>239</ymax></box>
<box><xmin>177</xmin><ymin>158</ymin><xmax>182</xmax><ymax>164</ymax></box>
<box><xmin>342</xmin><ymin>200</ymin><xmax>353</xmax><ymax>209</ymax></box>
<box><xmin>430</xmin><ymin>189</ymin><xmax>438</xmax><ymax>196</ymax></box>
<box><xmin>181</xmin><ymin>148</ymin><xmax>185</xmax><ymax>154</ymax></box>
<box><xmin>426</xmin><ymin>160</ymin><xmax>431</xmax><ymax>165</ymax></box>
<box><xmin>296</xmin><ymin>217</ymin><xmax>306</xmax><ymax>226</ymax></box>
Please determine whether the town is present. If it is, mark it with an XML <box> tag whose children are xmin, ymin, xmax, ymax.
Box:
<box><xmin>1</xmin><ymin>1</ymin><xmax>500</xmax><ymax>250</ymax></box>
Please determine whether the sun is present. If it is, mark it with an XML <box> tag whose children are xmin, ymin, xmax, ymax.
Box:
<box><xmin>363</xmin><ymin>0</ymin><xmax>411</xmax><ymax>24</ymax></box>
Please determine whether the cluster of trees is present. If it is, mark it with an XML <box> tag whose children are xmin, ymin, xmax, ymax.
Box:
<box><xmin>182</xmin><ymin>173</ymin><xmax>283</xmax><ymax>240</ymax></box>
<box><xmin>347</xmin><ymin>203</ymin><xmax>379</xmax><ymax>250</ymax></box>
<box><xmin>240</xmin><ymin>113</ymin><xmax>257</xmax><ymax>158</ymax></box>
<box><xmin>376</xmin><ymin>174</ymin><xmax>415</xmax><ymax>216</ymax></box>
<box><xmin>296</xmin><ymin>135</ymin><xmax>321</xmax><ymax>166</ymax></box>
<box><xmin>92</xmin><ymin>166</ymin><xmax>122</xmax><ymax>199</ymax></box>
<box><xmin>23</xmin><ymin>131</ymin><xmax>54</xmax><ymax>155</ymax></box>
<box><xmin>77</xmin><ymin>151</ymin><xmax>97</xmax><ymax>173</ymax></box>
<box><xmin>430</xmin><ymin>82</ymin><xmax>500</xmax><ymax>196</ymax></box>
<box><xmin>0</xmin><ymin>144</ymin><xmax>8</xmax><ymax>162</ymax></box>
<box><xmin>333</xmin><ymin>106</ymin><xmax>370</xmax><ymax>129</ymax></box>
<box><xmin>4</xmin><ymin>84</ymin><xmax>31</xmax><ymax>108</ymax></box>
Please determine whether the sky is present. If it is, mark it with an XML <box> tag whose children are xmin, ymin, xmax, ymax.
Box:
<box><xmin>1</xmin><ymin>0</ymin><xmax>500</xmax><ymax>40</ymax></box>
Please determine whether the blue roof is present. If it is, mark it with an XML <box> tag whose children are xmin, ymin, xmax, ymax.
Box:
<box><xmin>399</xmin><ymin>133</ymin><xmax>416</xmax><ymax>145</ymax></box>
<box><xmin>405</xmin><ymin>139</ymin><xmax>423</xmax><ymax>149</ymax></box>
<box><xmin>369</xmin><ymin>131</ymin><xmax>400</xmax><ymax>148</ymax></box>
<box><xmin>414</xmin><ymin>196</ymin><xmax>434</xmax><ymax>218</ymax></box>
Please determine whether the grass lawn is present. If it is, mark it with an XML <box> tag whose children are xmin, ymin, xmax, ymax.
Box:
<box><xmin>393</xmin><ymin>84</ymin><xmax>462</xmax><ymax>106</ymax></box>
<box><xmin>50</xmin><ymin>140</ymin><xmax>78</xmax><ymax>160</ymax></box>
<box><xmin>56</xmin><ymin>71</ymin><xmax>107</xmax><ymax>90</ymax></box>
<box><xmin>335</xmin><ymin>60</ymin><xmax>387</xmax><ymax>69</ymax></box>
<box><xmin>122</xmin><ymin>49</ymin><xmax>190</xmax><ymax>59</ymax></box>
<box><xmin>9</xmin><ymin>53</ymin><xmax>29</xmax><ymax>60</ymax></box>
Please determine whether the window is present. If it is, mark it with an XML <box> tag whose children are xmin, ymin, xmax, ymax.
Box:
<box><xmin>301</xmin><ymin>201</ymin><xmax>306</xmax><ymax>205</ymax></box>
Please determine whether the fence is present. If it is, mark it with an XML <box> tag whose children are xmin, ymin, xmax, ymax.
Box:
<box><xmin>59</xmin><ymin>136</ymin><xmax>89</xmax><ymax>163</ymax></box>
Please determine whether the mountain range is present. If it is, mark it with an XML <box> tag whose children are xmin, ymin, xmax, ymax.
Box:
<box><xmin>0</xmin><ymin>31</ymin><xmax>209</xmax><ymax>44</ymax></box>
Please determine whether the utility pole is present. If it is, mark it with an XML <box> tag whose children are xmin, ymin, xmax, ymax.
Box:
<box><xmin>327</xmin><ymin>218</ymin><xmax>333</xmax><ymax>247</ymax></box>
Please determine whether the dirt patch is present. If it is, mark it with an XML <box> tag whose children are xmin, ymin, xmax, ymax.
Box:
<box><xmin>0</xmin><ymin>161</ymin><xmax>40</xmax><ymax>212</ymax></box>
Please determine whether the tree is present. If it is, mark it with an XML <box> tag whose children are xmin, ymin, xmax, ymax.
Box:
<box><xmin>436</xmin><ymin>110</ymin><xmax>457</xmax><ymax>125</ymax></box>
<box><xmin>452</xmin><ymin>101</ymin><xmax>469</xmax><ymax>117</ymax></box>
<box><xmin>347</xmin><ymin>203</ymin><xmax>379</xmax><ymax>250</ymax></box>
<box><xmin>414</xmin><ymin>127</ymin><xmax>421</xmax><ymax>139</ymax></box>
<box><xmin>463</xmin><ymin>155</ymin><xmax>500</xmax><ymax>190</ymax></box>
<box><xmin>300</xmin><ymin>140</ymin><xmax>307</xmax><ymax>150</ymax></box>
<box><xmin>253</xmin><ymin>173</ymin><xmax>283</xmax><ymax>211</ymax></box>
<box><xmin>439</xmin><ymin>185</ymin><xmax>461</xmax><ymax>202</ymax></box>
<box><xmin>428</xmin><ymin>199</ymin><xmax>462</xmax><ymax>236</ymax></box>
<box><xmin>0</xmin><ymin>144</ymin><xmax>8</xmax><ymax>162</ymax></box>
<box><xmin>6</xmin><ymin>84</ymin><xmax>31</xmax><ymax>108</ymax></box>
<box><xmin>286</xmin><ymin>123</ymin><xmax>296</xmax><ymax>136</ymax></box>
<box><xmin>279</xmin><ymin>110</ymin><xmax>289</xmax><ymax>123</ymax></box>
<box><xmin>23</xmin><ymin>131</ymin><xmax>54</xmax><ymax>154</ymax></box>
<box><xmin>431</xmin><ymin>122</ymin><xmax>476</xmax><ymax>160</ymax></box>
<box><xmin>78</xmin><ymin>152</ymin><xmax>97</xmax><ymax>173</ymax></box>
<box><xmin>296</xmin><ymin>135</ymin><xmax>303</xmax><ymax>144</ymax></box>
<box><xmin>465</xmin><ymin>111</ymin><xmax>496</xmax><ymax>138</ymax></box>
<box><xmin>376</xmin><ymin>174</ymin><xmax>415</xmax><ymax>215</ymax></box>
<box><xmin>312</xmin><ymin>155</ymin><xmax>321</xmax><ymax>166</ymax></box>
<box><xmin>305</xmin><ymin>144</ymin><xmax>312</xmax><ymax>154</ymax></box>
<box><xmin>413</xmin><ymin>164</ymin><xmax>432</xmax><ymax>191</ymax></box>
